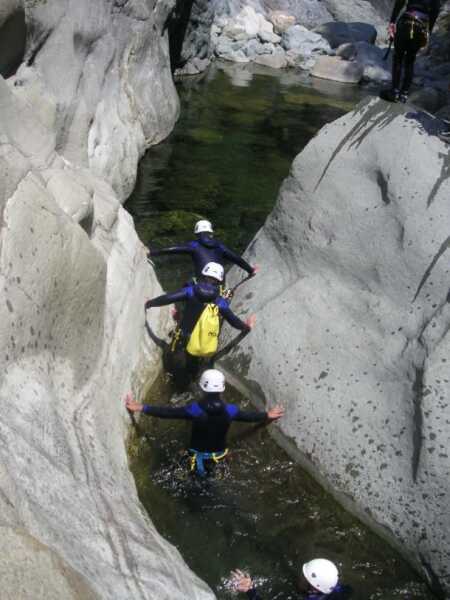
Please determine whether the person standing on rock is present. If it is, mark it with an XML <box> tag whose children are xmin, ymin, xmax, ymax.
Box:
<box><xmin>381</xmin><ymin>0</ymin><xmax>441</xmax><ymax>103</ymax></box>
<box><xmin>231</xmin><ymin>559</ymin><xmax>352</xmax><ymax>599</ymax></box>
<box><xmin>125</xmin><ymin>369</ymin><xmax>284</xmax><ymax>476</ymax></box>
<box><xmin>145</xmin><ymin>261</ymin><xmax>255</xmax><ymax>389</ymax></box>
<box><xmin>147</xmin><ymin>219</ymin><xmax>258</xmax><ymax>281</ymax></box>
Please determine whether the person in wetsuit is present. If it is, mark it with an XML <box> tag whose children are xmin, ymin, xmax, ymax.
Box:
<box><xmin>382</xmin><ymin>0</ymin><xmax>441</xmax><ymax>102</ymax></box>
<box><xmin>145</xmin><ymin>261</ymin><xmax>255</xmax><ymax>388</ymax></box>
<box><xmin>148</xmin><ymin>219</ymin><xmax>258</xmax><ymax>280</ymax></box>
<box><xmin>125</xmin><ymin>369</ymin><xmax>284</xmax><ymax>475</ymax></box>
<box><xmin>231</xmin><ymin>559</ymin><xmax>352</xmax><ymax>599</ymax></box>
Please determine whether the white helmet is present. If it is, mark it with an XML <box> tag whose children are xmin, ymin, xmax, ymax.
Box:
<box><xmin>302</xmin><ymin>559</ymin><xmax>338</xmax><ymax>594</ymax></box>
<box><xmin>194</xmin><ymin>219</ymin><xmax>213</xmax><ymax>234</ymax></box>
<box><xmin>201</xmin><ymin>261</ymin><xmax>224</xmax><ymax>282</ymax></box>
<box><xmin>199</xmin><ymin>369</ymin><xmax>225</xmax><ymax>393</ymax></box>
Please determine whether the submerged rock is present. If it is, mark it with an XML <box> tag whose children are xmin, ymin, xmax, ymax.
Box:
<box><xmin>223</xmin><ymin>98</ymin><xmax>450</xmax><ymax>594</ymax></box>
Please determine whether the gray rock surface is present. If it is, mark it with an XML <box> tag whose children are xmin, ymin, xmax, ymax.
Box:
<box><xmin>311</xmin><ymin>55</ymin><xmax>363</xmax><ymax>83</ymax></box>
<box><xmin>223</xmin><ymin>98</ymin><xmax>450</xmax><ymax>593</ymax></box>
<box><xmin>314</xmin><ymin>21</ymin><xmax>377</xmax><ymax>48</ymax></box>
<box><xmin>16</xmin><ymin>0</ymin><xmax>179</xmax><ymax>201</ymax></box>
<box><xmin>0</xmin><ymin>1</ymin><xmax>215</xmax><ymax>598</ymax></box>
<box><xmin>281</xmin><ymin>24</ymin><xmax>330</xmax><ymax>53</ymax></box>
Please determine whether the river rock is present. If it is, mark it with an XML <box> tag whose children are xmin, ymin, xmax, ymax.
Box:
<box><xmin>267</xmin><ymin>10</ymin><xmax>296</xmax><ymax>33</ymax></box>
<box><xmin>281</xmin><ymin>24</ymin><xmax>331</xmax><ymax>55</ymax></box>
<box><xmin>314</xmin><ymin>21</ymin><xmax>377</xmax><ymax>48</ymax></box>
<box><xmin>311</xmin><ymin>55</ymin><xmax>363</xmax><ymax>83</ymax></box>
<box><xmin>353</xmin><ymin>41</ymin><xmax>391</xmax><ymax>82</ymax></box>
<box><xmin>170</xmin><ymin>0</ymin><xmax>215</xmax><ymax>75</ymax></box>
<box><xmin>0</xmin><ymin>0</ymin><xmax>215</xmax><ymax>598</ymax></box>
<box><xmin>254</xmin><ymin>46</ymin><xmax>287</xmax><ymax>68</ymax></box>
<box><xmin>335</xmin><ymin>42</ymin><xmax>357</xmax><ymax>60</ymax></box>
<box><xmin>223</xmin><ymin>98</ymin><xmax>450</xmax><ymax>595</ymax></box>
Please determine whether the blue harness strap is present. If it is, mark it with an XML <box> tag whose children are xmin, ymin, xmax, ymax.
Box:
<box><xmin>189</xmin><ymin>449</ymin><xmax>229</xmax><ymax>476</ymax></box>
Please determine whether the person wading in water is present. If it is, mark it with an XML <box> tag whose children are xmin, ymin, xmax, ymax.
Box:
<box><xmin>125</xmin><ymin>369</ymin><xmax>284</xmax><ymax>476</ymax></box>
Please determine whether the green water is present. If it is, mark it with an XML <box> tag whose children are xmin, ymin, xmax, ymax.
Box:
<box><xmin>129</xmin><ymin>376</ymin><xmax>433</xmax><ymax>600</ymax></box>
<box><xmin>126</xmin><ymin>63</ymin><xmax>434</xmax><ymax>598</ymax></box>
<box><xmin>127</xmin><ymin>62</ymin><xmax>367</xmax><ymax>289</ymax></box>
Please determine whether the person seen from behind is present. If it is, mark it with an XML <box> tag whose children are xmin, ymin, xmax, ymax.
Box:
<box><xmin>147</xmin><ymin>219</ymin><xmax>259</xmax><ymax>281</ymax></box>
<box><xmin>382</xmin><ymin>0</ymin><xmax>441</xmax><ymax>103</ymax></box>
<box><xmin>125</xmin><ymin>368</ymin><xmax>284</xmax><ymax>476</ymax></box>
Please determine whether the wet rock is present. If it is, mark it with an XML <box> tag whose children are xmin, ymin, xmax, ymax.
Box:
<box><xmin>336</xmin><ymin>42</ymin><xmax>357</xmax><ymax>60</ymax></box>
<box><xmin>254</xmin><ymin>46</ymin><xmax>287</xmax><ymax>68</ymax></box>
<box><xmin>409</xmin><ymin>87</ymin><xmax>448</xmax><ymax>113</ymax></box>
<box><xmin>354</xmin><ymin>41</ymin><xmax>391</xmax><ymax>82</ymax></box>
<box><xmin>0</xmin><ymin>1</ymin><xmax>214</xmax><ymax>598</ymax></box>
<box><xmin>224</xmin><ymin>97</ymin><xmax>450</xmax><ymax>595</ymax></box>
<box><xmin>311</xmin><ymin>55</ymin><xmax>363</xmax><ymax>83</ymax></box>
<box><xmin>314</xmin><ymin>21</ymin><xmax>377</xmax><ymax>48</ymax></box>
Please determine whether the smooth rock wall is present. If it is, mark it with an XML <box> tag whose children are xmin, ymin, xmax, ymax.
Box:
<box><xmin>222</xmin><ymin>98</ymin><xmax>450</xmax><ymax>594</ymax></box>
<box><xmin>0</xmin><ymin>0</ymin><xmax>214</xmax><ymax>598</ymax></box>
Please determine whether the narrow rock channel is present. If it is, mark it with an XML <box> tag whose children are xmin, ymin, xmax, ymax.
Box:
<box><xmin>126</xmin><ymin>64</ymin><xmax>440</xmax><ymax>599</ymax></box>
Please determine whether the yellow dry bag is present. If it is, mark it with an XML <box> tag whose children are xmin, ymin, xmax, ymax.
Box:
<box><xmin>186</xmin><ymin>304</ymin><xmax>220</xmax><ymax>357</ymax></box>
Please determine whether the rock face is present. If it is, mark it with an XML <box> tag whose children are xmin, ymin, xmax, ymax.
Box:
<box><xmin>223</xmin><ymin>98</ymin><xmax>450</xmax><ymax>594</ymax></box>
<box><xmin>0</xmin><ymin>1</ymin><xmax>214</xmax><ymax>599</ymax></box>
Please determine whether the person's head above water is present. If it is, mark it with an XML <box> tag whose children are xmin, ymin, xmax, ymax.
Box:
<box><xmin>201</xmin><ymin>261</ymin><xmax>224</xmax><ymax>283</ymax></box>
<box><xmin>194</xmin><ymin>219</ymin><xmax>213</xmax><ymax>236</ymax></box>
<box><xmin>302</xmin><ymin>559</ymin><xmax>339</xmax><ymax>594</ymax></box>
<box><xmin>199</xmin><ymin>369</ymin><xmax>225</xmax><ymax>393</ymax></box>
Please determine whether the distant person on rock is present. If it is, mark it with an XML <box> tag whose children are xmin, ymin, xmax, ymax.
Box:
<box><xmin>147</xmin><ymin>219</ymin><xmax>258</xmax><ymax>281</ymax></box>
<box><xmin>381</xmin><ymin>0</ymin><xmax>441</xmax><ymax>103</ymax></box>
<box><xmin>145</xmin><ymin>261</ymin><xmax>255</xmax><ymax>389</ymax></box>
<box><xmin>231</xmin><ymin>558</ymin><xmax>352</xmax><ymax>599</ymax></box>
<box><xmin>125</xmin><ymin>369</ymin><xmax>284</xmax><ymax>476</ymax></box>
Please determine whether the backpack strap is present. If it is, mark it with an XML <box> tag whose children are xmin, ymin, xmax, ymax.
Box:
<box><xmin>225</xmin><ymin>404</ymin><xmax>239</xmax><ymax>419</ymax></box>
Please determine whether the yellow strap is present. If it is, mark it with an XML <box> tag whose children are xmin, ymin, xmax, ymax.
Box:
<box><xmin>212</xmin><ymin>449</ymin><xmax>229</xmax><ymax>463</ymax></box>
<box><xmin>190</xmin><ymin>453</ymin><xmax>197</xmax><ymax>472</ymax></box>
<box><xmin>170</xmin><ymin>327</ymin><xmax>182</xmax><ymax>352</ymax></box>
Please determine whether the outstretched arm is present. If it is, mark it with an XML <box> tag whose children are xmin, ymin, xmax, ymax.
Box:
<box><xmin>221</xmin><ymin>245</ymin><xmax>255</xmax><ymax>275</ymax></box>
<box><xmin>125</xmin><ymin>393</ymin><xmax>193</xmax><ymax>420</ymax></box>
<box><xmin>145</xmin><ymin>287</ymin><xmax>190</xmax><ymax>310</ymax></box>
<box><xmin>148</xmin><ymin>243</ymin><xmax>195</xmax><ymax>258</ymax></box>
<box><xmin>232</xmin><ymin>405</ymin><xmax>284</xmax><ymax>423</ymax></box>
<box><xmin>217</xmin><ymin>298</ymin><xmax>256</xmax><ymax>332</ymax></box>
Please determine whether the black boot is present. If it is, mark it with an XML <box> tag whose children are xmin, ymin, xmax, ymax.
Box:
<box><xmin>380</xmin><ymin>88</ymin><xmax>400</xmax><ymax>102</ymax></box>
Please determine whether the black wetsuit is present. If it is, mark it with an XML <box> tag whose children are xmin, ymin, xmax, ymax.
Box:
<box><xmin>145</xmin><ymin>280</ymin><xmax>250</xmax><ymax>338</ymax></box>
<box><xmin>149</xmin><ymin>233</ymin><xmax>254</xmax><ymax>279</ymax></box>
<box><xmin>390</xmin><ymin>0</ymin><xmax>441</xmax><ymax>94</ymax></box>
<box><xmin>142</xmin><ymin>393</ymin><xmax>268</xmax><ymax>453</ymax></box>
<box><xmin>246</xmin><ymin>584</ymin><xmax>352</xmax><ymax>600</ymax></box>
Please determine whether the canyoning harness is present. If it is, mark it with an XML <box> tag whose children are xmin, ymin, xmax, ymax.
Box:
<box><xmin>188</xmin><ymin>448</ymin><xmax>229</xmax><ymax>476</ymax></box>
<box><xmin>403</xmin><ymin>11</ymin><xmax>429</xmax><ymax>46</ymax></box>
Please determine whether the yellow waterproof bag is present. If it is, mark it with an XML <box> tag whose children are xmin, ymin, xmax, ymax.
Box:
<box><xmin>186</xmin><ymin>304</ymin><xmax>220</xmax><ymax>357</ymax></box>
